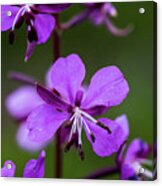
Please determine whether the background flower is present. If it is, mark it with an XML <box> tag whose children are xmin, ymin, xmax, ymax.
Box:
<box><xmin>1</xmin><ymin>150</ymin><xmax>46</xmax><ymax>178</ymax></box>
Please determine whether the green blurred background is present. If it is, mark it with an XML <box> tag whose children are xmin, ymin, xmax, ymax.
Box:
<box><xmin>1</xmin><ymin>1</ymin><xmax>155</xmax><ymax>179</ymax></box>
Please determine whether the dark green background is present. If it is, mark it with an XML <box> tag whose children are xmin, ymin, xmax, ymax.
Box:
<box><xmin>1</xmin><ymin>1</ymin><xmax>155</xmax><ymax>179</ymax></box>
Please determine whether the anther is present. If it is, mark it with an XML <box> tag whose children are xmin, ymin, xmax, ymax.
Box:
<box><xmin>15</xmin><ymin>16</ymin><xmax>24</xmax><ymax>29</ymax></box>
<box><xmin>64</xmin><ymin>140</ymin><xmax>74</xmax><ymax>152</ymax></box>
<box><xmin>90</xmin><ymin>133</ymin><xmax>95</xmax><ymax>143</ymax></box>
<box><xmin>9</xmin><ymin>30</ymin><xmax>15</xmax><ymax>44</ymax></box>
<box><xmin>96</xmin><ymin>121</ymin><xmax>112</xmax><ymax>134</ymax></box>
<box><xmin>78</xmin><ymin>145</ymin><xmax>85</xmax><ymax>161</ymax></box>
<box><xmin>28</xmin><ymin>26</ymin><xmax>38</xmax><ymax>42</ymax></box>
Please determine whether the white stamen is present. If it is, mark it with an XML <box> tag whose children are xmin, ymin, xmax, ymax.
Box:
<box><xmin>80</xmin><ymin>110</ymin><xmax>98</xmax><ymax>124</ymax></box>
<box><xmin>143</xmin><ymin>169</ymin><xmax>153</xmax><ymax>179</ymax></box>
<box><xmin>11</xmin><ymin>6</ymin><xmax>25</xmax><ymax>30</ymax></box>
<box><xmin>68</xmin><ymin>107</ymin><xmax>98</xmax><ymax>146</ymax></box>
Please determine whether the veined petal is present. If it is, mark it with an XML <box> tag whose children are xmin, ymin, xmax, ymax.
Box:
<box><xmin>124</xmin><ymin>139</ymin><xmax>150</xmax><ymax>163</ymax></box>
<box><xmin>82</xmin><ymin>66</ymin><xmax>129</xmax><ymax>109</ymax></box>
<box><xmin>23</xmin><ymin>150</ymin><xmax>45</xmax><ymax>178</ymax></box>
<box><xmin>27</xmin><ymin>104</ymin><xmax>69</xmax><ymax>143</ymax></box>
<box><xmin>35</xmin><ymin>4</ymin><xmax>71</xmax><ymax>13</ymax></box>
<box><xmin>34</xmin><ymin>14</ymin><xmax>55</xmax><ymax>45</ymax></box>
<box><xmin>1</xmin><ymin>5</ymin><xmax>20</xmax><ymax>31</ymax></box>
<box><xmin>16</xmin><ymin>122</ymin><xmax>47</xmax><ymax>152</ymax></box>
<box><xmin>6</xmin><ymin>86</ymin><xmax>43</xmax><ymax>120</ymax></box>
<box><xmin>50</xmin><ymin>54</ymin><xmax>86</xmax><ymax>105</ymax></box>
<box><xmin>1</xmin><ymin>160</ymin><xmax>16</xmax><ymax>177</ymax></box>
<box><xmin>36</xmin><ymin>84</ymin><xmax>71</xmax><ymax>111</ymax></box>
<box><xmin>84</xmin><ymin>117</ymin><xmax>127</xmax><ymax>157</ymax></box>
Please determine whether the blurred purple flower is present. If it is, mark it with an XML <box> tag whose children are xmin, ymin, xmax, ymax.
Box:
<box><xmin>6</xmin><ymin>85</ymin><xmax>47</xmax><ymax>152</ymax></box>
<box><xmin>118</xmin><ymin>139</ymin><xmax>153</xmax><ymax>180</ymax></box>
<box><xmin>62</xmin><ymin>3</ymin><xmax>132</xmax><ymax>36</ymax></box>
<box><xmin>27</xmin><ymin>53</ymin><xmax>129</xmax><ymax>158</ymax></box>
<box><xmin>1</xmin><ymin>150</ymin><xmax>45</xmax><ymax>178</ymax></box>
<box><xmin>1</xmin><ymin>4</ymin><xmax>70</xmax><ymax>61</ymax></box>
<box><xmin>86</xmin><ymin>3</ymin><xmax>133</xmax><ymax>36</ymax></box>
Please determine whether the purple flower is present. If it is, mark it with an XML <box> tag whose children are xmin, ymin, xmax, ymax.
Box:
<box><xmin>85</xmin><ymin>3</ymin><xmax>133</xmax><ymax>36</ymax></box>
<box><xmin>27</xmin><ymin>53</ymin><xmax>129</xmax><ymax>158</ymax></box>
<box><xmin>118</xmin><ymin>139</ymin><xmax>153</xmax><ymax>180</ymax></box>
<box><xmin>6</xmin><ymin>85</ymin><xmax>47</xmax><ymax>152</ymax></box>
<box><xmin>1</xmin><ymin>4</ymin><xmax>70</xmax><ymax>61</ymax></box>
<box><xmin>1</xmin><ymin>150</ymin><xmax>45</xmax><ymax>178</ymax></box>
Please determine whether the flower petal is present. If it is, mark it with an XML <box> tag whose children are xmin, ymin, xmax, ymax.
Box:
<box><xmin>23</xmin><ymin>150</ymin><xmax>45</xmax><ymax>178</ymax></box>
<box><xmin>50</xmin><ymin>54</ymin><xmax>86</xmax><ymax>104</ymax></box>
<box><xmin>27</xmin><ymin>104</ymin><xmax>69</xmax><ymax>143</ymax></box>
<box><xmin>124</xmin><ymin>139</ymin><xmax>150</xmax><ymax>163</ymax></box>
<box><xmin>35</xmin><ymin>4</ymin><xmax>71</xmax><ymax>13</ymax></box>
<box><xmin>1</xmin><ymin>160</ymin><xmax>16</xmax><ymax>177</ymax></box>
<box><xmin>1</xmin><ymin>5</ymin><xmax>20</xmax><ymax>31</ymax></box>
<box><xmin>16</xmin><ymin>122</ymin><xmax>47</xmax><ymax>152</ymax></box>
<box><xmin>6</xmin><ymin>86</ymin><xmax>43</xmax><ymax>120</ymax></box>
<box><xmin>34</xmin><ymin>14</ymin><xmax>55</xmax><ymax>45</ymax></box>
<box><xmin>82</xmin><ymin>66</ymin><xmax>129</xmax><ymax>109</ymax></box>
<box><xmin>121</xmin><ymin>163</ymin><xmax>136</xmax><ymax>180</ymax></box>
<box><xmin>84</xmin><ymin>117</ymin><xmax>127</xmax><ymax>157</ymax></box>
<box><xmin>36</xmin><ymin>84</ymin><xmax>71</xmax><ymax>111</ymax></box>
<box><xmin>115</xmin><ymin>114</ymin><xmax>129</xmax><ymax>140</ymax></box>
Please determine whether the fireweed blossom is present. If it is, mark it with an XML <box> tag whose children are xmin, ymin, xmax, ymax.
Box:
<box><xmin>61</xmin><ymin>3</ymin><xmax>132</xmax><ymax>36</ymax></box>
<box><xmin>27</xmin><ymin>54</ymin><xmax>129</xmax><ymax>158</ymax></box>
<box><xmin>117</xmin><ymin>139</ymin><xmax>153</xmax><ymax>180</ymax></box>
<box><xmin>1</xmin><ymin>4</ymin><xmax>70</xmax><ymax>61</ymax></box>
<box><xmin>1</xmin><ymin>150</ymin><xmax>45</xmax><ymax>178</ymax></box>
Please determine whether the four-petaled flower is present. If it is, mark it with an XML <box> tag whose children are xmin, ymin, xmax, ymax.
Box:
<box><xmin>118</xmin><ymin>138</ymin><xmax>153</xmax><ymax>180</ymax></box>
<box><xmin>1</xmin><ymin>150</ymin><xmax>46</xmax><ymax>178</ymax></box>
<box><xmin>1</xmin><ymin>4</ymin><xmax>70</xmax><ymax>61</ymax></box>
<box><xmin>26</xmin><ymin>53</ymin><xmax>129</xmax><ymax>158</ymax></box>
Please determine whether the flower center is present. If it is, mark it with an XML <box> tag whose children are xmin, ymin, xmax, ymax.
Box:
<box><xmin>64</xmin><ymin>106</ymin><xmax>111</xmax><ymax>159</ymax></box>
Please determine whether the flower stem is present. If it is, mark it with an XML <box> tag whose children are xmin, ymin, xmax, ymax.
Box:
<box><xmin>84</xmin><ymin>166</ymin><xmax>119</xmax><ymax>179</ymax></box>
<box><xmin>53</xmin><ymin>14</ymin><xmax>62</xmax><ymax>178</ymax></box>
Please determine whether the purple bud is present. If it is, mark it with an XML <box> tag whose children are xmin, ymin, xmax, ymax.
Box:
<box><xmin>1</xmin><ymin>160</ymin><xmax>16</xmax><ymax>177</ymax></box>
<box><xmin>23</xmin><ymin>150</ymin><xmax>46</xmax><ymax>178</ymax></box>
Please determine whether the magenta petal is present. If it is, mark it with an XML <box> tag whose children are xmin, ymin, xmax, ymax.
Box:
<box><xmin>115</xmin><ymin>114</ymin><xmax>129</xmax><ymax>140</ymax></box>
<box><xmin>82</xmin><ymin>66</ymin><xmax>129</xmax><ymax>109</ymax></box>
<box><xmin>6</xmin><ymin>86</ymin><xmax>43</xmax><ymax>120</ymax></box>
<box><xmin>36</xmin><ymin>84</ymin><xmax>71</xmax><ymax>111</ymax></box>
<box><xmin>50</xmin><ymin>54</ymin><xmax>86</xmax><ymax>104</ymax></box>
<box><xmin>27</xmin><ymin>104</ymin><xmax>69</xmax><ymax>143</ymax></box>
<box><xmin>35</xmin><ymin>4</ymin><xmax>71</xmax><ymax>13</ymax></box>
<box><xmin>23</xmin><ymin>150</ymin><xmax>45</xmax><ymax>178</ymax></box>
<box><xmin>1</xmin><ymin>5</ymin><xmax>20</xmax><ymax>31</ymax></box>
<box><xmin>34</xmin><ymin>14</ymin><xmax>55</xmax><ymax>45</ymax></box>
<box><xmin>121</xmin><ymin>163</ymin><xmax>135</xmax><ymax>180</ymax></box>
<box><xmin>84</xmin><ymin>117</ymin><xmax>127</xmax><ymax>157</ymax></box>
<box><xmin>1</xmin><ymin>160</ymin><xmax>16</xmax><ymax>177</ymax></box>
<box><xmin>16</xmin><ymin>122</ymin><xmax>47</xmax><ymax>152</ymax></box>
<box><xmin>124</xmin><ymin>139</ymin><xmax>150</xmax><ymax>163</ymax></box>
